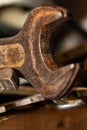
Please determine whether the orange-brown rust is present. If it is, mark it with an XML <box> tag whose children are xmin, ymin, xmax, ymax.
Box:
<box><xmin>0</xmin><ymin>43</ymin><xmax>25</xmax><ymax>68</ymax></box>
<box><xmin>0</xmin><ymin>6</ymin><xmax>79</xmax><ymax>99</ymax></box>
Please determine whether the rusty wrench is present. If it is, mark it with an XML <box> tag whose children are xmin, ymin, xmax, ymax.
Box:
<box><xmin>0</xmin><ymin>6</ymin><xmax>79</xmax><ymax>99</ymax></box>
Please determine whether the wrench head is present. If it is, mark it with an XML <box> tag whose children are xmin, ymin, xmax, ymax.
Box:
<box><xmin>16</xmin><ymin>6</ymin><xmax>79</xmax><ymax>99</ymax></box>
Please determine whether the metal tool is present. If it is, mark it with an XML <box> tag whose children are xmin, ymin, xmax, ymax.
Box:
<box><xmin>0</xmin><ymin>85</ymin><xmax>87</xmax><ymax>113</ymax></box>
<box><xmin>53</xmin><ymin>86</ymin><xmax>87</xmax><ymax>109</ymax></box>
<box><xmin>0</xmin><ymin>93</ymin><xmax>45</xmax><ymax>114</ymax></box>
<box><xmin>0</xmin><ymin>5</ymin><xmax>79</xmax><ymax>99</ymax></box>
<box><xmin>53</xmin><ymin>99</ymin><xmax>85</xmax><ymax>109</ymax></box>
<box><xmin>0</xmin><ymin>68</ymin><xmax>19</xmax><ymax>91</ymax></box>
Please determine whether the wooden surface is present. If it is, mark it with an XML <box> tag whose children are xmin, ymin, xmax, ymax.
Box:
<box><xmin>0</xmin><ymin>102</ymin><xmax>87</xmax><ymax>130</ymax></box>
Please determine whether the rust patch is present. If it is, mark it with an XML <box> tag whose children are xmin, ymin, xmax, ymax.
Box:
<box><xmin>0</xmin><ymin>43</ymin><xmax>25</xmax><ymax>68</ymax></box>
<box><xmin>0</xmin><ymin>6</ymin><xmax>79</xmax><ymax>99</ymax></box>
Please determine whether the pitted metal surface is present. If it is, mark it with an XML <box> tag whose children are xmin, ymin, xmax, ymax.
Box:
<box><xmin>0</xmin><ymin>6</ymin><xmax>79</xmax><ymax>99</ymax></box>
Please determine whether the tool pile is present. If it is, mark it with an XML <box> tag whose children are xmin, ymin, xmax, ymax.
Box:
<box><xmin>0</xmin><ymin>4</ymin><xmax>86</xmax><ymax>113</ymax></box>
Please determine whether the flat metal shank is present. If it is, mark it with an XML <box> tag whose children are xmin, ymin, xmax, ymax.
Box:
<box><xmin>0</xmin><ymin>6</ymin><xmax>79</xmax><ymax>99</ymax></box>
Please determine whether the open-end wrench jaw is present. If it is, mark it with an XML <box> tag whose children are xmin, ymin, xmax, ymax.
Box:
<box><xmin>0</xmin><ymin>6</ymin><xmax>79</xmax><ymax>99</ymax></box>
<box><xmin>19</xmin><ymin>6</ymin><xmax>79</xmax><ymax>99</ymax></box>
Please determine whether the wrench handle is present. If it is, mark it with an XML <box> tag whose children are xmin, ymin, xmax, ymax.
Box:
<box><xmin>0</xmin><ymin>37</ymin><xmax>25</xmax><ymax>69</ymax></box>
